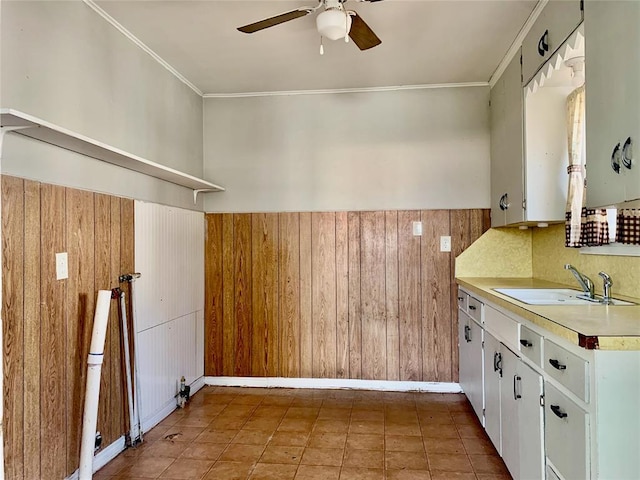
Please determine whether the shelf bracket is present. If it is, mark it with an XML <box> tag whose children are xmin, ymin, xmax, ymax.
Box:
<box><xmin>0</xmin><ymin>125</ymin><xmax>34</xmax><ymax>159</ymax></box>
<box><xmin>193</xmin><ymin>188</ymin><xmax>219</xmax><ymax>204</ymax></box>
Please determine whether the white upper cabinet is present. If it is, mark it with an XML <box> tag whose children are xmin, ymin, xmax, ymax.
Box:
<box><xmin>522</xmin><ymin>0</ymin><xmax>583</xmax><ymax>86</ymax></box>
<box><xmin>585</xmin><ymin>1</ymin><xmax>640</xmax><ymax>207</ymax></box>
<box><xmin>490</xmin><ymin>53</ymin><xmax>525</xmax><ymax>227</ymax></box>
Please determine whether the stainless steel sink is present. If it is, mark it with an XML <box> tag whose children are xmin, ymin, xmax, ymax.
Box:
<box><xmin>492</xmin><ymin>288</ymin><xmax>635</xmax><ymax>306</ymax></box>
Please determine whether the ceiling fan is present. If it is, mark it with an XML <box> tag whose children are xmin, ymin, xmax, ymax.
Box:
<box><xmin>237</xmin><ymin>0</ymin><xmax>383</xmax><ymax>53</ymax></box>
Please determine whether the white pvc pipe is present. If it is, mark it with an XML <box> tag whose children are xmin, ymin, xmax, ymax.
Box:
<box><xmin>79</xmin><ymin>290</ymin><xmax>112</xmax><ymax>480</ymax></box>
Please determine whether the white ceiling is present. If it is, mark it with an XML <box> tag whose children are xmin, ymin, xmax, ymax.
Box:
<box><xmin>94</xmin><ymin>0</ymin><xmax>538</xmax><ymax>95</ymax></box>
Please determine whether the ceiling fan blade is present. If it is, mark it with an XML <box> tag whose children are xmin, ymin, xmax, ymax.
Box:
<box><xmin>237</xmin><ymin>9</ymin><xmax>311</xmax><ymax>34</ymax></box>
<box><xmin>348</xmin><ymin>12</ymin><xmax>382</xmax><ymax>50</ymax></box>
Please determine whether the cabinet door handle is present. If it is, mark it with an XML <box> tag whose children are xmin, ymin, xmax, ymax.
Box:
<box><xmin>520</xmin><ymin>339</ymin><xmax>533</xmax><ymax>348</ymax></box>
<box><xmin>458</xmin><ymin>296</ymin><xmax>464</xmax><ymax>301</ymax></box>
<box><xmin>550</xmin><ymin>404</ymin><xmax>568</xmax><ymax>419</ymax></box>
<box><xmin>611</xmin><ymin>142</ymin><xmax>622</xmax><ymax>174</ymax></box>
<box><xmin>622</xmin><ymin>136</ymin><xmax>633</xmax><ymax>169</ymax></box>
<box><xmin>468</xmin><ymin>305</ymin><xmax>477</xmax><ymax>311</ymax></box>
<box><xmin>493</xmin><ymin>352</ymin><xmax>503</xmax><ymax>376</ymax></box>
<box><xmin>513</xmin><ymin>375</ymin><xmax>522</xmax><ymax>400</ymax></box>
<box><xmin>464</xmin><ymin>325</ymin><xmax>471</xmax><ymax>342</ymax></box>
<box><xmin>499</xmin><ymin>193</ymin><xmax>509</xmax><ymax>211</ymax></box>
<box><xmin>537</xmin><ymin>29</ymin><xmax>549</xmax><ymax>56</ymax></box>
<box><xmin>549</xmin><ymin>359</ymin><xmax>567</xmax><ymax>370</ymax></box>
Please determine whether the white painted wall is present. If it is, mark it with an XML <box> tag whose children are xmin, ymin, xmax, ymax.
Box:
<box><xmin>203</xmin><ymin>87</ymin><xmax>491</xmax><ymax>212</ymax></box>
<box><xmin>133</xmin><ymin>201</ymin><xmax>204</xmax><ymax>430</ymax></box>
<box><xmin>1</xmin><ymin>1</ymin><xmax>205</xmax><ymax>210</ymax></box>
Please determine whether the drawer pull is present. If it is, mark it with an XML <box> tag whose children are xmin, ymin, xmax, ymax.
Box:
<box><xmin>464</xmin><ymin>325</ymin><xmax>471</xmax><ymax>343</ymax></box>
<box><xmin>549</xmin><ymin>359</ymin><xmax>567</xmax><ymax>371</ymax></box>
<box><xmin>550</xmin><ymin>404</ymin><xmax>568</xmax><ymax>419</ymax></box>
<box><xmin>468</xmin><ymin>305</ymin><xmax>477</xmax><ymax>311</ymax></box>
<box><xmin>520</xmin><ymin>339</ymin><xmax>533</xmax><ymax>348</ymax></box>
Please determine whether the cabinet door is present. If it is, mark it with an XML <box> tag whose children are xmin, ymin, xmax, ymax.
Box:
<box><xmin>483</xmin><ymin>332</ymin><xmax>502</xmax><ymax>454</ymax></box>
<box><xmin>468</xmin><ymin>318</ymin><xmax>484</xmax><ymax>423</ymax></box>
<box><xmin>585</xmin><ymin>1</ymin><xmax>638</xmax><ymax>207</ymax></box>
<box><xmin>499</xmin><ymin>346</ymin><xmax>520</xmax><ymax>479</ymax></box>
<box><xmin>490</xmin><ymin>52</ymin><xmax>525</xmax><ymax>226</ymax></box>
<box><xmin>522</xmin><ymin>0</ymin><xmax>583</xmax><ymax>85</ymax></box>
<box><xmin>458</xmin><ymin>311</ymin><xmax>474</xmax><ymax>406</ymax></box>
<box><xmin>517</xmin><ymin>362</ymin><xmax>544</xmax><ymax>480</ymax></box>
<box><xmin>622</xmin><ymin>4</ymin><xmax>640</xmax><ymax>202</ymax></box>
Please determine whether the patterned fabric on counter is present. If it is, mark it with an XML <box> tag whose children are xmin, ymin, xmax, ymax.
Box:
<box><xmin>565</xmin><ymin>208</ymin><xmax>610</xmax><ymax>247</ymax></box>
<box><xmin>616</xmin><ymin>209</ymin><xmax>640</xmax><ymax>245</ymax></box>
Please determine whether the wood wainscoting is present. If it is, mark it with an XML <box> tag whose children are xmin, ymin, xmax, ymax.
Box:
<box><xmin>204</xmin><ymin>209</ymin><xmax>490</xmax><ymax>383</ymax></box>
<box><xmin>1</xmin><ymin>176</ymin><xmax>134</xmax><ymax>480</ymax></box>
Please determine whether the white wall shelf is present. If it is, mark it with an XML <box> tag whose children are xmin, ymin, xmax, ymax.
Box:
<box><xmin>0</xmin><ymin>108</ymin><xmax>224</xmax><ymax>194</ymax></box>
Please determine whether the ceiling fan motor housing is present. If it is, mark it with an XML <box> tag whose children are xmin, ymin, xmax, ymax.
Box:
<box><xmin>316</xmin><ymin>8</ymin><xmax>352</xmax><ymax>40</ymax></box>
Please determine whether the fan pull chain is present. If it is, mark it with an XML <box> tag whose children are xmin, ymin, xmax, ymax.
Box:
<box><xmin>320</xmin><ymin>36</ymin><xmax>324</xmax><ymax>55</ymax></box>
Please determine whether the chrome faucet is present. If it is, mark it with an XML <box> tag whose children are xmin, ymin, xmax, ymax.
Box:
<box><xmin>598</xmin><ymin>271</ymin><xmax>613</xmax><ymax>304</ymax></box>
<box><xmin>564</xmin><ymin>264</ymin><xmax>595</xmax><ymax>299</ymax></box>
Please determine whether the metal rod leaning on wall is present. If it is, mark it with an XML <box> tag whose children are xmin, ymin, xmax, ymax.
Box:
<box><xmin>115</xmin><ymin>272</ymin><xmax>143</xmax><ymax>447</ymax></box>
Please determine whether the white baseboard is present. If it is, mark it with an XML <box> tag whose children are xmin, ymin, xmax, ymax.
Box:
<box><xmin>141</xmin><ymin>397</ymin><xmax>178</xmax><ymax>433</ymax></box>
<box><xmin>190</xmin><ymin>375</ymin><xmax>206</xmax><ymax>395</ymax></box>
<box><xmin>140</xmin><ymin>375</ymin><xmax>207</xmax><ymax>433</ymax></box>
<box><xmin>65</xmin><ymin>435</ymin><xmax>126</xmax><ymax>480</ymax></box>
<box><xmin>203</xmin><ymin>376</ymin><xmax>462</xmax><ymax>393</ymax></box>
<box><xmin>65</xmin><ymin>377</ymin><xmax>207</xmax><ymax>480</ymax></box>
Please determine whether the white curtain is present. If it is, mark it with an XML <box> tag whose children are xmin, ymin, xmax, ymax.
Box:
<box><xmin>565</xmin><ymin>85</ymin><xmax>609</xmax><ymax>247</ymax></box>
<box><xmin>565</xmin><ymin>85</ymin><xmax>586</xmax><ymax>247</ymax></box>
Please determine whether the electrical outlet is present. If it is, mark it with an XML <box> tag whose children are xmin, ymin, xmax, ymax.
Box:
<box><xmin>412</xmin><ymin>221</ymin><xmax>422</xmax><ymax>236</ymax></box>
<box><xmin>56</xmin><ymin>252</ymin><xmax>68</xmax><ymax>280</ymax></box>
<box><xmin>440</xmin><ymin>236</ymin><xmax>452</xmax><ymax>252</ymax></box>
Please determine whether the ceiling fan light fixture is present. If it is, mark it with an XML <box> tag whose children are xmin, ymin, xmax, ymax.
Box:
<box><xmin>316</xmin><ymin>9</ymin><xmax>352</xmax><ymax>41</ymax></box>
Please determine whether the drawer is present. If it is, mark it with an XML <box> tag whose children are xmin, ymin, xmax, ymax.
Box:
<box><xmin>467</xmin><ymin>296</ymin><xmax>483</xmax><ymax>323</ymax></box>
<box><xmin>457</xmin><ymin>291</ymin><xmax>468</xmax><ymax>311</ymax></box>
<box><xmin>544</xmin><ymin>339</ymin><xmax>589</xmax><ymax>402</ymax></box>
<box><xmin>484</xmin><ymin>306</ymin><xmax>518</xmax><ymax>351</ymax></box>
<box><xmin>545</xmin><ymin>383</ymin><xmax>589</xmax><ymax>480</ymax></box>
<box><xmin>519</xmin><ymin>325</ymin><xmax>543</xmax><ymax>368</ymax></box>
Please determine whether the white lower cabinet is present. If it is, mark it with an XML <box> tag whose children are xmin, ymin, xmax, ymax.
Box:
<box><xmin>500</xmin><ymin>347</ymin><xmax>521</xmax><ymax>478</ymax></box>
<box><xmin>483</xmin><ymin>332</ymin><xmax>502</xmax><ymax>454</ymax></box>
<box><xmin>458</xmin><ymin>309</ymin><xmax>484</xmax><ymax>424</ymax></box>
<box><xmin>458</xmin><ymin>287</ymin><xmax>640</xmax><ymax>480</ymax></box>
<box><xmin>496</xmin><ymin>344</ymin><xmax>544</xmax><ymax>480</ymax></box>
<box><xmin>518</xmin><ymin>361</ymin><xmax>544</xmax><ymax>479</ymax></box>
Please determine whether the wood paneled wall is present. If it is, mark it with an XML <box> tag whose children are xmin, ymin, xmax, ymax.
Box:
<box><xmin>205</xmin><ymin>209</ymin><xmax>489</xmax><ymax>382</ymax></box>
<box><xmin>2</xmin><ymin>176</ymin><xmax>134</xmax><ymax>480</ymax></box>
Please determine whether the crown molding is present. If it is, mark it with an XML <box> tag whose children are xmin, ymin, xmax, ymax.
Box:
<box><xmin>203</xmin><ymin>82</ymin><xmax>490</xmax><ymax>99</ymax></box>
<box><xmin>82</xmin><ymin>0</ymin><xmax>203</xmax><ymax>97</ymax></box>
<box><xmin>488</xmin><ymin>0</ymin><xmax>549</xmax><ymax>87</ymax></box>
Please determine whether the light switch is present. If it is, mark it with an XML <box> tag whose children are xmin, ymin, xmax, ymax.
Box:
<box><xmin>412</xmin><ymin>221</ymin><xmax>423</xmax><ymax>236</ymax></box>
<box><xmin>56</xmin><ymin>252</ymin><xmax>68</xmax><ymax>280</ymax></box>
<box><xmin>440</xmin><ymin>236</ymin><xmax>452</xmax><ymax>252</ymax></box>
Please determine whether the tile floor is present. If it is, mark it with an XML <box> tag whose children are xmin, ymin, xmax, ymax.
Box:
<box><xmin>96</xmin><ymin>386</ymin><xmax>511</xmax><ymax>480</ymax></box>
